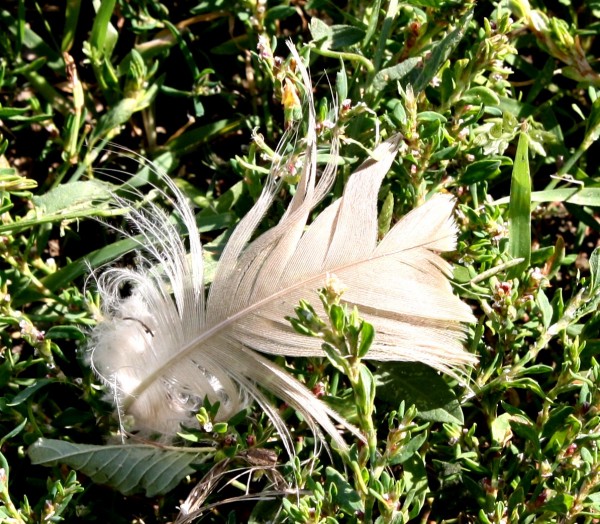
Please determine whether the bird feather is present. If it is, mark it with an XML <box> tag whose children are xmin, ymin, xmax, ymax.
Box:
<box><xmin>89</xmin><ymin>44</ymin><xmax>475</xmax><ymax>455</ymax></box>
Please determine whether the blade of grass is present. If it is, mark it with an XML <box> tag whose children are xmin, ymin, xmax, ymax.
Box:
<box><xmin>508</xmin><ymin>129</ymin><xmax>531</xmax><ymax>279</ymax></box>
<box><xmin>62</xmin><ymin>0</ymin><xmax>82</xmax><ymax>52</ymax></box>
<box><xmin>494</xmin><ymin>187</ymin><xmax>600</xmax><ymax>206</ymax></box>
<box><xmin>372</xmin><ymin>0</ymin><xmax>398</xmax><ymax>72</ymax></box>
<box><xmin>89</xmin><ymin>0</ymin><xmax>117</xmax><ymax>60</ymax></box>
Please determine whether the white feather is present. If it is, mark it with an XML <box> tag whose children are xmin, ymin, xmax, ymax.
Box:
<box><xmin>88</xmin><ymin>44</ymin><xmax>475</xmax><ymax>455</ymax></box>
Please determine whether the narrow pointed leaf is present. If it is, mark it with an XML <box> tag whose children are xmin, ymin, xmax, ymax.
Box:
<box><xmin>508</xmin><ymin>131</ymin><xmax>532</xmax><ymax>278</ymax></box>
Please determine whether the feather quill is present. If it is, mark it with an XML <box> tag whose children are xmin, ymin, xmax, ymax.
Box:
<box><xmin>89</xmin><ymin>44</ymin><xmax>475</xmax><ymax>454</ymax></box>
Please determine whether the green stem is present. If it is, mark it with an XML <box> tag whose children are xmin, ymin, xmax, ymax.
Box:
<box><xmin>311</xmin><ymin>47</ymin><xmax>375</xmax><ymax>75</ymax></box>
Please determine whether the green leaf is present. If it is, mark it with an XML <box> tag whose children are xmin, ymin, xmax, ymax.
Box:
<box><xmin>402</xmin><ymin>454</ymin><xmax>429</xmax><ymax>517</ymax></box>
<box><xmin>336</xmin><ymin>59</ymin><xmax>348</xmax><ymax>102</ymax></box>
<box><xmin>389</xmin><ymin>432</ymin><xmax>427</xmax><ymax>465</ymax></box>
<box><xmin>329</xmin><ymin>304</ymin><xmax>345</xmax><ymax>333</ymax></box>
<box><xmin>536</xmin><ymin>289</ymin><xmax>553</xmax><ymax>329</ymax></box>
<box><xmin>265</xmin><ymin>5</ymin><xmax>297</xmax><ymax>23</ymax></box>
<box><xmin>541</xmin><ymin>405</ymin><xmax>574</xmax><ymax>441</ymax></box>
<box><xmin>325</xmin><ymin>466</ymin><xmax>364</xmax><ymax>515</ymax></box>
<box><xmin>52</xmin><ymin>408</ymin><xmax>95</xmax><ymax>428</ymax></box>
<box><xmin>494</xmin><ymin>188</ymin><xmax>600</xmax><ymax>206</ymax></box>
<box><xmin>0</xmin><ymin>419</ymin><xmax>28</xmax><ymax>447</ymax></box>
<box><xmin>410</xmin><ymin>9</ymin><xmax>473</xmax><ymax>93</ymax></box>
<box><xmin>461</xmin><ymin>159</ymin><xmax>504</xmax><ymax>184</ymax></box>
<box><xmin>62</xmin><ymin>0</ymin><xmax>82</xmax><ymax>52</ymax></box>
<box><xmin>490</xmin><ymin>413</ymin><xmax>513</xmax><ymax>446</ymax></box>
<box><xmin>309</xmin><ymin>19</ymin><xmax>365</xmax><ymax>50</ymax></box>
<box><xmin>0</xmin><ymin>10</ymin><xmax>62</xmax><ymax>70</ymax></box>
<box><xmin>357</xmin><ymin>321</ymin><xmax>375</xmax><ymax>358</ymax></box>
<box><xmin>8</xmin><ymin>379</ymin><xmax>55</xmax><ymax>407</ymax></box>
<box><xmin>357</xmin><ymin>365</ymin><xmax>376</xmax><ymax>413</ymax></box>
<box><xmin>45</xmin><ymin>326</ymin><xmax>86</xmax><ymax>341</ymax></box>
<box><xmin>539</xmin><ymin>493</ymin><xmax>574</xmax><ymax>513</ymax></box>
<box><xmin>508</xmin><ymin>131</ymin><xmax>531</xmax><ymax>278</ymax></box>
<box><xmin>89</xmin><ymin>0</ymin><xmax>117</xmax><ymax>60</ymax></box>
<box><xmin>28</xmin><ymin>438</ymin><xmax>213</xmax><ymax>496</ymax></box>
<box><xmin>2</xmin><ymin>180</ymin><xmax>118</xmax><ymax>234</ymax></box>
<box><xmin>417</xmin><ymin>111</ymin><xmax>447</xmax><ymax>123</ymax></box>
<box><xmin>372</xmin><ymin>57</ymin><xmax>421</xmax><ymax>94</ymax></box>
<box><xmin>503</xmin><ymin>377</ymin><xmax>547</xmax><ymax>400</ymax></box>
<box><xmin>590</xmin><ymin>246</ymin><xmax>600</xmax><ymax>293</ymax></box>
<box><xmin>586</xmin><ymin>492</ymin><xmax>600</xmax><ymax>507</ymax></box>
<box><xmin>374</xmin><ymin>362</ymin><xmax>464</xmax><ymax>424</ymax></box>
<box><xmin>461</xmin><ymin>86</ymin><xmax>501</xmax><ymax>106</ymax></box>
<box><xmin>32</xmin><ymin>180</ymin><xmax>115</xmax><ymax>215</ymax></box>
<box><xmin>377</xmin><ymin>190</ymin><xmax>394</xmax><ymax>237</ymax></box>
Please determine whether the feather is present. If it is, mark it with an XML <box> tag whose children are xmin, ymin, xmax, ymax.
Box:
<box><xmin>88</xmin><ymin>43</ymin><xmax>475</xmax><ymax>455</ymax></box>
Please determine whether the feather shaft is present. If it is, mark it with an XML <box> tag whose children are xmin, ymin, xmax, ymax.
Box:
<box><xmin>89</xmin><ymin>43</ymin><xmax>475</xmax><ymax>455</ymax></box>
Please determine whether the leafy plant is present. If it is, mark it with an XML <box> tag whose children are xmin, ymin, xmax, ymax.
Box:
<box><xmin>1</xmin><ymin>0</ymin><xmax>600</xmax><ymax>521</ymax></box>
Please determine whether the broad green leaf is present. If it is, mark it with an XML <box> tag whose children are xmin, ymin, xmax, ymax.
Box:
<box><xmin>508</xmin><ymin>131</ymin><xmax>531</xmax><ymax>278</ymax></box>
<box><xmin>29</xmin><ymin>438</ymin><xmax>214</xmax><ymax>496</ymax></box>
<box><xmin>417</xmin><ymin>111</ymin><xmax>447</xmax><ymax>123</ymax></box>
<box><xmin>265</xmin><ymin>5</ymin><xmax>297</xmax><ymax>23</ymax></box>
<box><xmin>503</xmin><ymin>377</ymin><xmax>547</xmax><ymax>400</ymax></box>
<box><xmin>374</xmin><ymin>362</ymin><xmax>464</xmax><ymax>424</ymax></box>
<box><xmin>372</xmin><ymin>58</ymin><xmax>421</xmax><ymax>94</ymax></box>
<box><xmin>309</xmin><ymin>19</ymin><xmax>365</xmax><ymax>50</ymax></box>
<box><xmin>1</xmin><ymin>180</ymin><xmax>118</xmax><ymax>234</ymax></box>
<box><xmin>539</xmin><ymin>493</ymin><xmax>574</xmax><ymax>513</ymax></box>
<box><xmin>90</xmin><ymin>97</ymin><xmax>150</xmax><ymax>143</ymax></box>
<box><xmin>403</xmin><ymin>454</ymin><xmax>429</xmax><ymax>518</ymax></box>
<box><xmin>461</xmin><ymin>86</ymin><xmax>501</xmax><ymax>106</ymax></box>
<box><xmin>45</xmin><ymin>326</ymin><xmax>86</xmax><ymax>341</ymax></box>
<box><xmin>491</xmin><ymin>413</ymin><xmax>513</xmax><ymax>446</ymax></box>
<box><xmin>32</xmin><ymin>180</ymin><xmax>114</xmax><ymax>215</ymax></box>
<box><xmin>541</xmin><ymin>405</ymin><xmax>574</xmax><ymax>441</ymax></box>
<box><xmin>461</xmin><ymin>159</ymin><xmax>504</xmax><ymax>184</ymax></box>
<box><xmin>52</xmin><ymin>408</ymin><xmax>95</xmax><ymax>428</ymax></box>
<box><xmin>121</xmin><ymin>151</ymin><xmax>179</xmax><ymax>189</ymax></box>
<box><xmin>325</xmin><ymin>466</ymin><xmax>364</xmax><ymax>515</ymax></box>
<box><xmin>586</xmin><ymin>492</ymin><xmax>600</xmax><ymax>506</ymax></box>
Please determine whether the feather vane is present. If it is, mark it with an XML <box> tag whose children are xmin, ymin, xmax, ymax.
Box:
<box><xmin>89</xmin><ymin>45</ymin><xmax>475</xmax><ymax>454</ymax></box>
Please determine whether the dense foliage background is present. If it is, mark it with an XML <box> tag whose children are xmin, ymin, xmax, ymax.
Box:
<box><xmin>1</xmin><ymin>0</ymin><xmax>600</xmax><ymax>522</ymax></box>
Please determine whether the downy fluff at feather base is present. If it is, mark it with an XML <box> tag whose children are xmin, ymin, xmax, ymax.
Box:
<box><xmin>88</xmin><ymin>44</ymin><xmax>475</xmax><ymax>454</ymax></box>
